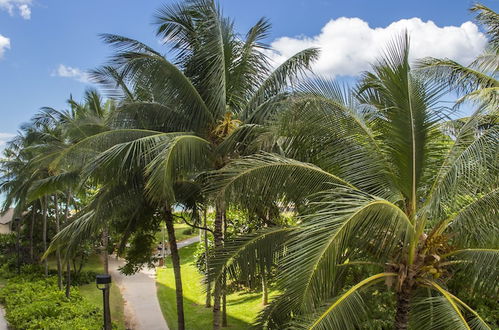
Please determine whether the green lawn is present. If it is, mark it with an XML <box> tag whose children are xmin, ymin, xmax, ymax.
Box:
<box><xmin>79</xmin><ymin>282</ymin><xmax>126</xmax><ymax>330</ymax></box>
<box><xmin>155</xmin><ymin>223</ymin><xmax>199</xmax><ymax>244</ymax></box>
<box><xmin>157</xmin><ymin>243</ymin><xmax>266</xmax><ymax>330</ymax></box>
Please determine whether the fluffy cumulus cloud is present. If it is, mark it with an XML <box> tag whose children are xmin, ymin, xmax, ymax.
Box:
<box><xmin>52</xmin><ymin>64</ymin><xmax>91</xmax><ymax>83</ymax></box>
<box><xmin>0</xmin><ymin>0</ymin><xmax>32</xmax><ymax>19</ymax></box>
<box><xmin>269</xmin><ymin>17</ymin><xmax>488</xmax><ymax>77</ymax></box>
<box><xmin>0</xmin><ymin>34</ymin><xmax>10</xmax><ymax>58</ymax></box>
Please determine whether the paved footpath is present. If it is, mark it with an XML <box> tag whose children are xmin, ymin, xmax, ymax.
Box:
<box><xmin>0</xmin><ymin>306</ymin><xmax>7</xmax><ymax>330</ymax></box>
<box><xmin>109</xmin><ymin>236</ymin><xmax>200</xmax><ymax>330</ymax></box>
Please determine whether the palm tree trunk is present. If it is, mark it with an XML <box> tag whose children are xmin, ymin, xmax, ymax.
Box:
<box><xmin>64</xmin><ymin>191</ymin><xmax>72</xmax><ymax>298</ymax></box>
<box><xmin>165</xmin><ymin>204</ymin><xmax>185</xmax><ymax>330</ymax></box>
<box><xmin>101</xmin><ymin>225</ymin><xmax>112</xmax><ymax>329</ymax></box>
<box><xmin>65</xmin><ymin>260</ymin><xmax>71</xmax><ymax>298</ymax></box>
<box><xmin>204</xmin><ymin>206</ymin><xmax>211</xmax><ymax>308</ymax></box>
<box><xmin>213</xmin><ymin>198</ymin><xmax>225</xmax><ymax>330</ymax></box>
<box><xmin>394</xmin><ymin>281</ymin><xmax>412</xmax><ymax>330</ymax></box>
<box><xmin>222</xmin><ymin>209</ymin><xmax>227</xmax><ymax>327</ymax></box>
<box><xmin>54</xmin><ymin>195</ymin><xmax>63</xmax><ymax>290</ymax></box>
<box><xmin>42</xmin><ymin>195</ymin><xmax>48</xmax><ymax>276</ymax></box>
<box><xmin>262</xmin><ymin>267</ymin><xmax>268</xmax><ymax>305</ymax></box>
<box><xmin>29</xmin><ymin>203</ymin><xmax>35</xmax><ymax>262</ymax></box>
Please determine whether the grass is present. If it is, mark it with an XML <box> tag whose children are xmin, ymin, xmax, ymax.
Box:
<box><xmin>48</xmin><ymin>254</ymin><xmax>126</xmax><ymax>329</ymax></box>
<box><xmin>79</xmin><ymin>282</ymin><xmax>125</xmax><ymax>329</ymax></box>
<box><xmin>155</xmin><ymin>223</ymin><xmax>199</xmax><ymax>244</ymax></box>
<box><xmin>157</xmin><ymin>243</ymin><xmax>266</xmax><ymax>330</ymax></box>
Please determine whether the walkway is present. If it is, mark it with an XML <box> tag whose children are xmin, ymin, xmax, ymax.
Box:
<box><xmin>109</xmin><ymin>236</ymin><xmax>200</xmax><ymax>330</ymax></box>
<box><xmin>0</xmin><ymin>306</ymin><xmax>7</xmax><ymax>330</ymax></box>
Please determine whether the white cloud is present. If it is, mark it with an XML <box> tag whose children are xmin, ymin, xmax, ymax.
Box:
<box><xmin>52</xmin><ymin>64</ymin><xmax>91</xmax><ymax>83</ymax></box>
<box><xmin>18</xmin><ymin>3</ymin><xmax>30</xmax><ymax>19</ymax></box>
<box><xmin>268</xmin><ymin>17</ymin><xmax>488</xmax><ymax>77</ymax></box>
<box><xmin>0</xmin><ymin>34</ymin><xmax>10</xmax><ymax>58</ymax></box>
<box><xmin>0</xmin><ymin>0</ymin><xmax>32</xmax><ymax>19</ymax></box>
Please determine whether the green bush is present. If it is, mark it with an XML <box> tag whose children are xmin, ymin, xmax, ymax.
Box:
<box><xmin>181</xmin><ymin>227</ymin><xmax>194</xmax><ymax>235</ymax></box>
<box><xmin>0</xmin><ymin>276</ymin><xmax>103</xmax><ymax>329</ymax></box>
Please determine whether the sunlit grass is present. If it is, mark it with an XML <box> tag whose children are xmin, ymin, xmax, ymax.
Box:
<box><xmin>157</xmin><ymin>243</ymin><xmax>267</xmax><ymax>329</ymax></box>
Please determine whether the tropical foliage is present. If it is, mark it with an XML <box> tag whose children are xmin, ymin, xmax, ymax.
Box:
<box><xmin>0</xmin><ymin>1</ymin><xmax>497</xmax><ymax>330</ymax></box>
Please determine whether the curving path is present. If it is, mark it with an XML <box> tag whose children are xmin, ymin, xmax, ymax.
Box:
<box><xmin>109</xmin><ymin>236</ymin><xmax>200</xmax><ymax>330</ymax></box>
<box><xmin>0</xmin><ymin>307</ymin><xmax>7</xmax><ymax>330</ymax></box>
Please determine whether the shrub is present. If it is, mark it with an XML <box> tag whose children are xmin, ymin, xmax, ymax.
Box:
<box><xmin>0</xmin><ymin>276</ymin><xmax>103</xmax><ymax>329</ymax></box>
<box><xmin>181</xmin><ymin>227</ymin><xmax>194</xmax><ymax>235</ymax></box>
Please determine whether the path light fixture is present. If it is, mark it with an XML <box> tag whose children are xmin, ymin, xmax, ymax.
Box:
<box><xmin>96</xmin><ymin>274</ymin><xmax>112</xmax><ymax>330</ymax></box>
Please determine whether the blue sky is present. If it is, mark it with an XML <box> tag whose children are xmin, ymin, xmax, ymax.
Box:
<box><xmin>0</xmin><ymin>0</ymin><xmax>497</xmax><ymax>147</ymax></box>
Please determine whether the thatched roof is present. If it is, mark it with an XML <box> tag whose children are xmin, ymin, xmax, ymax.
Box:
<box><xmin>0</xmin><ymin>208</ymin><xmax>14</xmax><ymax>225</ymax></box>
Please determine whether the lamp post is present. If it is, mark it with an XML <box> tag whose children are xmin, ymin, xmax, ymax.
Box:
<box><xmin>96</xmin><ymin>274</ymin><xmax>112</xmax><ymax>330</ymax></box>
<box><xmin>14</xmin><ymin>217</ymin><xmax>21</xmax><ymax>275</ymax></box>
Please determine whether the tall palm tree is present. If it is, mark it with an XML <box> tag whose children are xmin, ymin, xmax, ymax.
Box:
<box><xmin>48</xmin><ymin>1</ymin><xmax>317</xmax><ymax>328</ymax></box>
<box><xmin>208</xmin><ymin>35</ymin><xmax>498</xmax><ymax>329</ymax></box>
<box><xmin>417</xmin><ymin>4</ymin><xmax>498</xmax><ymax>108</ymax></box>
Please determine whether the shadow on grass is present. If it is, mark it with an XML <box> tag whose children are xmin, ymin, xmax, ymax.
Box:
<box><xmin>227</xmin><ymin>293</ymin><xmax>262</xmax><ymax>306</ymax></box>
<box><xmin>157</xmin><ymin>282</ymin><xmax>251</xmax><ymax>330</ymax></box>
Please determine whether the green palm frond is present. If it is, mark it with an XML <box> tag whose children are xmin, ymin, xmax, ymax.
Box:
<box><xmin>427</xmin><ymin>281</ymin><xmax>471</xmax><ymax>329</ymax></box>
<box><xmin>434</xmin><ymin>188</ymin><xmax>499</xmax><ymax>246</ymax></box>
<box><xmin>27</xmin><ymin>171</ymin><xmax>80</xmax><ymax>201</ymax></box>
<box><xmin>268</xmin><ymin>189</ymin><xmax>413</xmax><ymax>318</ymax></box>
<box><xmin>48</xmin><ymin>129</ymin><xmax>162</xmax><ymax>171</ymax></box>
<box><xmin>205</xmin><ymin>153</ymin><xmax>356</xmax><ymax>210</ymax></box>
<box><xmin>208</xmin><ymin>226</ymin><xmax>293</xmax><ymax>285</ymax></box>
<box><xmin>81</xmin><ymin>132</ymin><xmax>184</xmax><ymax>181</ymax></box>
<box><xmin>358</xmin><ymin>33</ymin><xmax>448</xmax><ymax>207</ymax></box>
<box><xmin>243</xmin><ymin>47</ymin><xmax>320</xmax><ymax>122</ymax></box>
<box><xmin>410</xmin><ymin>294</ymin><xmax>470</xmax><ymax>330</ymax></box>
<box><xmin>471</xmin><ymin>4</ymin><xmax>499</xmax><ymax>49</ymax></box>
<box><xmin>145</xmin><ymin>134</ymin><xmax>211</xmax><ymax>203</ymax></box>
<box><xmin>290</xmin><ymin>273</ymin><xmax>396</xmax><ymax>330</ymax></box>
<box><xmin>443</xmin><ymin>249</ymin><xmax>499</xmax><ymax>297</ymax></box>
<box><xmin>416</xmin><ymin>58</ymin><xmax>498</xmax><ymax>97</ymax></box>
<box><xmin>423</xmin><ymin>109</ymin><xmax>498</xmax><ymax>219</ymax></box>
<box><xmin>101</xmin><ymin>34</ymin><xmax>214</xmax><ymax>128</ymax></box>
<box><xmin>424</xmin><ymin>281</ymin><xmax>492</xmax><ymax>330</ymax></box>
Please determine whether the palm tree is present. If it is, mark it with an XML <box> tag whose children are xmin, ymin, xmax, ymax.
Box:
<box><xmin>47</xmin><ymin>1</ymin><xmax>317</xmax><ymax>328</ymax></box>
<box><xmin>208</xmin><ymin>34</ymin><xmax>498</xmax><ymax>329</ymax></box>
<box><xmin>417</xmin><ymin>4</ymin><xmax>498</xmax><ymax>108</ymax></box>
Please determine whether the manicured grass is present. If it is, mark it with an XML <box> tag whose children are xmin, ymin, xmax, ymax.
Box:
<box><xmin>155</xmin><ymin>223</ymin><xmax>199</xmax><ymax>244</ymax></box>
<box><xmin>79</xmin><ymin>282</ymin><xmax>125</xmax><ymax>330</ymax></box>
<box><xmin>157</xmin><ymin>243</ymin><xmax>265</xmax><ymax>330</ymax></box>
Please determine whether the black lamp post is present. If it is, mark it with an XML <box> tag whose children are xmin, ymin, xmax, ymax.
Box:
<box><xmin>96</xmin><ymin>274</ymin><xmax>112</xmax><ymax>330</ymax></box>
<box><xmin>14</xmin><ymin>217</ymin><xmax>21</xmax><ymax>275</ymax></box>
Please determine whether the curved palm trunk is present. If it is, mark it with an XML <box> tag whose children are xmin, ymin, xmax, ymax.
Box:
<box><xmin>204</xmin><ymin>207</ymin><xmax>211</xmax><ymax>308</ymax></box>
<box><xmin>394</xmin><ymin>280</ymin><xmax>412</xmax><ymax>330</ymax></box>
<box><xmin>165</xmin><ymin>204</ymin><xmax>185</xmax><ymax>330</ymax></box>
<box><xmin>54</xmin><ymin>195</ymin><xmax>63</xmax><ymax>290</ymax></box>
<box><xmin>212</xmin><ymin>198</ymin><xmax>225</xmax><ymax>329</ymax></box>
<box><xmin>42</xmin><ymin>195</ymin><xmax>48</xmax><ymax>276</ymax></box>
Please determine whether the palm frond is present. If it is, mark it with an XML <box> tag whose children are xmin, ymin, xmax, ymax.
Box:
<box><xmin>208</xmin><ymin>226</ymin><xmax>293</xmax><ymax>285</ymax></box>
<box><xmin>290</xmin><ymin>273</ymin><xmax>396</xmax><ymax>330</ymax></box>
<box><xmin>243</xmin><ymin>47</ymin><xmax>319</xmax><ymax>122</ymax></box>
<box><xmin>144</xmin><ymin>134</ymin><xmax>211</xmax><ymax>203</ymax></box>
